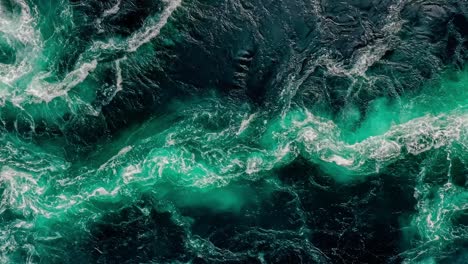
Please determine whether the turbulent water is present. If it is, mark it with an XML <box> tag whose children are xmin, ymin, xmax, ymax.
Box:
<box><xmin>0</xmin><ymin>0</ymin><xmax>467</xmax><ymax>263</ymax></box>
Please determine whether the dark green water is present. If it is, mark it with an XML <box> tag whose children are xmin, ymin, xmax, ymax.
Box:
<box><xmin>0</xmin><ymin>0</ymin><xmax>467</xmax><ymax>263</ymax></box>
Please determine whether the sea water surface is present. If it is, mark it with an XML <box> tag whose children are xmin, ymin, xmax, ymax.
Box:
<box><xmin>0</xmin><ymin>0</ymin><xmax>467</xmax><ymax>263</ymax></box>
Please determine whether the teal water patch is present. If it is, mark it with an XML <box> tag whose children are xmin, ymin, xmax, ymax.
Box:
<box><xmin>0</xmin><ymin>0</ymin><xmax>467</xmax><ymax>263</ymax></box>
<box><xmin>0</xmin><ymin>67</ymin><xmax>466</xmax><ymax>262</ymax></box>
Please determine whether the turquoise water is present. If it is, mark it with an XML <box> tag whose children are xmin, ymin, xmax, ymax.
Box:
<box><xmin>0</xmin><ymin>0</ymin><xmax>467</xmax><ymax>263</ymax></box>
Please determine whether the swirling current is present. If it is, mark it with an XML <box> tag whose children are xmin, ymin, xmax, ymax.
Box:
<box><xmin>0</xmin><ymin>0</ymin><xmax>467</xmax><ymax>263</ymax></box>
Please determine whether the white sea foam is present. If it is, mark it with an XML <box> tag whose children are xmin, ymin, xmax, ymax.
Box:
<box><xmin>127</xmin><ymin>0</ymin><xmax>182</xmax><ymax>52</ymax></box>
<box><xmin>237</xmin><ymin>113</ymin><xmax>256</xmax><ymax>135</ymax></box>
<box><xmin>316</xmin><ymin>0</ymin><xmax>407</xmax><ymax>78</ymax></box>
<box><xmin>115</xmin><ymin>58</ymin><xmax>124</xmax><ymax>92</ymax></box>
<box><xmin>0</xmin><ymin>0</ymin><xmax>39</xmax><ymax>45</ymax></box>
<box><xmin>103</xmin><ymin>0</ymin><xmax>121</xmax><ymax>17</ymax></box>
<box><xmin>0</xmin><ymin>0</ymin><xmax>42</xmax><ymax>89</ymax></box>
<box><xmin>284</xmin><ymin>107</ymin><xmax>468</xmax><ymax>175</ymax></box>
<box><xmin>0</xmin><ymin>0</ymin><xmax>182</xmax><ymax>106</ymax></box>
<box><xmin>26</xmin><ymin>60</ymin><xmax>98</xmax><ymax>102</ymax></box>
